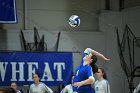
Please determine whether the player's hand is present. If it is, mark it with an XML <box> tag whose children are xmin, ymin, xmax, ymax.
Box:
<box><xmin>105</xmin><ymin>58</ymin><xmax>110</xmax><ymax>61</ymax></box>
<box><xmin>84</xmin><ymin>48</ymin><xmax>92</xmax><ymax>55</ymax></box>
<box><xmin>73</xmin><ymin>82</ymin><xmax>84</xmax><ymax>88</ymax></box>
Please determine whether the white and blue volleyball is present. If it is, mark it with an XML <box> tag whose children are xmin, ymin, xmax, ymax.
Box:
<box><xmin>68</xmin><ymin>15</ymin><xmax>80</xmax><ymax>27</ymax></box>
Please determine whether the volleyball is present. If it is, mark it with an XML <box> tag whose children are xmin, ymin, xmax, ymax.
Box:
<box><xmin>68</xmin><ymin>15</ymin><xmax>80</xmax><ymax>27</ymax></box>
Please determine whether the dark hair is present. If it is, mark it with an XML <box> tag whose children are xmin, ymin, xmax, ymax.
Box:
<box><xmin>90</xmin><ymin>63</ymin><xmax>98</xmax><ymax>73</ymax></box>
<box><xmin>91</xmin><ymin>55</ymin><xmax>97</xmax><ymax>63</ymax></box>
<box><xmin>0</xmin><ymin>88</ymin><xmax>16</xmax><ymax>93</ymax></box>
<box><xmin>11</xmin><ymin>82</ymin><xmax>17</xmax><ymax>85</ymax></box>
<box><xmin>34</xmin><ymin>73</ymin><xmax>40</xmax><ymax>78</ymax></box>
<box><xmin>0</xmin><ymin>88</ymin><xmax>6</xmax><ymax>93</ymax></box>
<box><xmin>90</xmin><ymin>55</ymin><xmax>98</xmax><ymax>73</ymax></box>
<box><xmin>99</xmin><ymin>68</ymin><xmax>107</xmax><ymax>80</ymax></box>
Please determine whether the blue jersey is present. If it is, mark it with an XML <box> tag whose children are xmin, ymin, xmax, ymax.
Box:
<box><xmin>73</xmin><ymin>53</ymin><xmax>95</xmax><ymax>93</ymax></box>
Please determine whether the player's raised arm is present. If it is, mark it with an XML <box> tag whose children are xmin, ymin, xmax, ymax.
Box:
<box><xmin>84</xmin><ymin>48</ymin><xmax>110</xmax><ymax>61</ymax></box>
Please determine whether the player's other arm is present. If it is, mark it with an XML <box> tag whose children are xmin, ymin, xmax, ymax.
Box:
<box><xmin>73</xmin><ymin>67</ymin><xmax>95</xmax><ymax>88</ymax></box>
<box><xmin>73</xmin><ymin>77</ymin><xmax>95</xmax><ymax>88</ymax></box>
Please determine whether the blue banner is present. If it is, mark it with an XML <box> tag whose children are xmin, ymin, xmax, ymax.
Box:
<box><xmin>0</xmin><ymin>52</ymin><xmax>73</xmax><ymax>86</ymax></box>
<box><xmin>0</xmin><ymin>0</ymin><xmax>17</xmax><ymax>23</ymax></box>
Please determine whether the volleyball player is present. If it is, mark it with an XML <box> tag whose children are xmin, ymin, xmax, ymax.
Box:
<box><xmin>95</xmin><ymin>68</ymin><xmax>111</xmax><ymax>93</ymax></box>
<box><xmin>29</xmin><ymin>73</ymin><xmax>53</xmax><ymax>93</ymax></box>
<box><xmin>10</xmin><ymin>82</ymin><xmax>21</xmax><ymax>93</ymax></box>
<box><xmin>72</xmin><ymin>48</ymin><xmax>110</xmax><ymax>93</ymax></box>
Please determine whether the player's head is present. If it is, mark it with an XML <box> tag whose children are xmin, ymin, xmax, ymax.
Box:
<box><xmin>83</xmin><ymin>54</ymin><xmax>98</xmax><ymax>73</ymax></box>
<box><xmin>83</xmin><ymin>53</ymin><xmax>97</xmax><ymax>64</ymax></box>
<box><xmin>83</xmin><ymin>53</ymin><xmax>93</xmax><ymax>64</ymax></box>
<box><xmin>33</xmin><ymin>73</ymin><xmax>40</xmax><ymax>84</ymax></box>
<box><xmin>96</xmin><ymin>68</ymin><xmax>107</xmax><ymax>79</ymax></box>
<box><xmin>10</xmin><ymin>82</ymin><xmax>17</xmax><ymax>91</ymax></box>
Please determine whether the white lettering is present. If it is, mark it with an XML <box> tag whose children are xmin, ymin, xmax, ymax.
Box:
<box><xmin>41</xmin><ymin>63</ymin><xmax>54</xmax><ymax>81</ymax></box>
<box><xmin>0</xmin><ymin>62</ymin><xmax>8</xmax><ymax>81</ymax></box>
<box><xmin>0</xmin><ymin>62</ymin><xmax>67</xmax><ymax>82</ymax></box>
<box><xmin>54</xmin><ymin>62</ymin><xmax>65</xmax><ymax>81</ymax></box>
<box><xmin>11</xmin><ymin>62</ymin><xmax>25</xmax><ymax>81</ymax></box>
<box><xmin>27</xmin><ymin>62</ymin><xmax>38</xmax><ymax>81</ymax></box>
